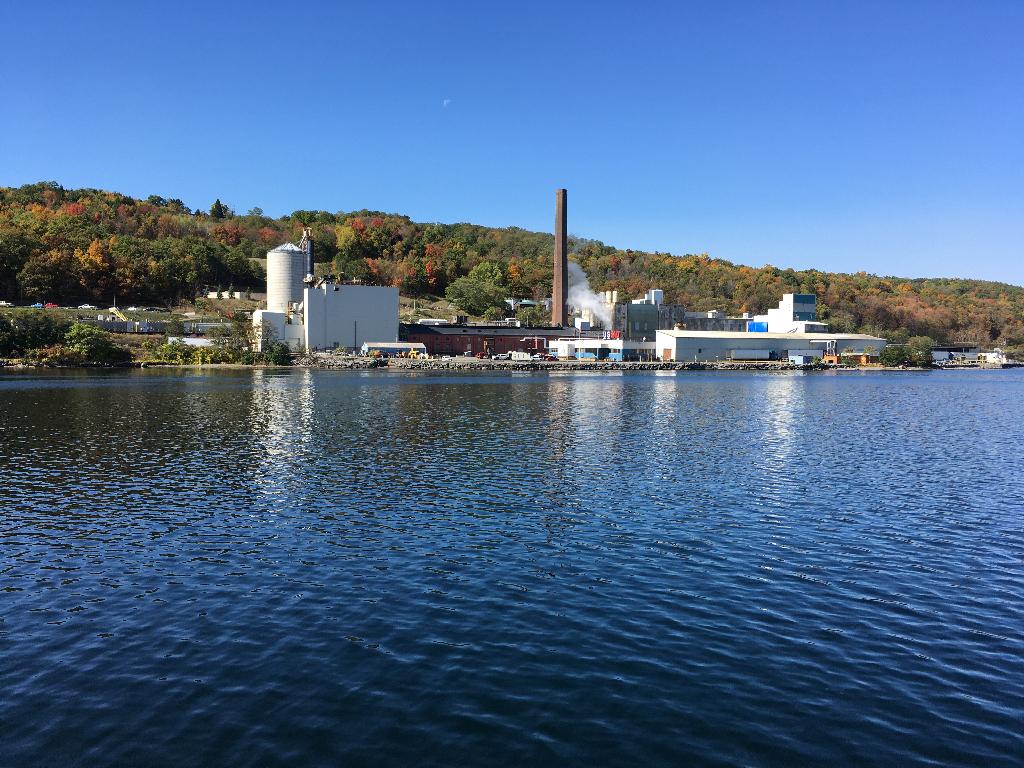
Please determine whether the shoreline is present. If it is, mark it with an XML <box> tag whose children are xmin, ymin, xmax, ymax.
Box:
<box><xmin>2</xmin><ymin>357</ymin><xmax>1018</xmax><ymax>373</ymax></box>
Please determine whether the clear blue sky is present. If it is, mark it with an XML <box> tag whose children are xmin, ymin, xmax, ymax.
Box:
<box><xmin>2</xmin><ymin>1</ymin><xmax>1022</xmax><ymax>284</ymax></box>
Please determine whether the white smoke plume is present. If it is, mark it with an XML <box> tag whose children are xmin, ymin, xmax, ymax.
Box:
<box><xmin>567</xmin><ymin>261</ymin><xmax>612</xmax><ymax>327</ymax></box>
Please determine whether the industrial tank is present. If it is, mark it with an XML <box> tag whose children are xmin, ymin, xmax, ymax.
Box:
<box><xmin>266</xmin><ymin>243</ymin><xmax>306</xmax><ymax>313</ymax></box>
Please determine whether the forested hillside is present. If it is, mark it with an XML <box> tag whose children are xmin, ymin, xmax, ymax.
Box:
<box><xmin>2</xmin><ymin>181</ymin><xmax>1022</xmax><ymax>347</ymax></box>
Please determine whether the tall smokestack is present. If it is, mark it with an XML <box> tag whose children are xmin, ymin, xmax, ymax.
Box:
<box><xmin>552</xmin><ymin>188</ymin><xmax>568</xmax><ymax>326</ymax></box>
<box><xmin>303</xmin><ymin>226</ymin><xmax>315</xmax><ymax>280</ymax></box>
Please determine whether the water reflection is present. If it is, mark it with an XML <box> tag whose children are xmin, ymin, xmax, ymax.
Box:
<box><xmin>2</xmin><ymin>370</ymin><xmax>1023</xmax><ymax>768</ymax></box>
<box><xmin>249</xmin><ymin>369</ymin><xmax>316</xmax><ymax>501</ymax></box>
<box><xmin>757</xmin><ymin>374</ymin><xmax>804</xmax><ymax>467</ymax></box>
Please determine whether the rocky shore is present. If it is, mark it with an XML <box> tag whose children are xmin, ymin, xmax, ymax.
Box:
<box><xmin>300</xmin><ymin>352</ymin><xmax>388</xmax><ymax>369</ymax></box>
<box><xmin>303</xmin><ymin>354</ymin><xmax>808</xmax><ymax>372</ymax></box>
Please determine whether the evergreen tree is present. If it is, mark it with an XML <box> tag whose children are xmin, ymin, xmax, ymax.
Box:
<box><xmin>210</xmin><ymin>199</ymin><xmax>226</xmax><ymax>219</ymax></box>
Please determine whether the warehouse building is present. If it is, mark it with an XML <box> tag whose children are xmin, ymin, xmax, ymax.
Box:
<box><xmin>655</xmin><ymin>329</ymin><xmax>886</xmax><ymax>362</ymax></box>
<box><xmin>401</xmin><ymin>321</ymin><xmax>571</xmax><ymax>357</ymax></box>
<box><xmin>931</xmin><ymin>344</ymin><xmax>979</xmax><ymax>362</ymax></box>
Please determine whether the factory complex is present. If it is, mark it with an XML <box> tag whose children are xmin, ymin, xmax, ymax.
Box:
<box><xmin>654</xmin><ymin>329</ymin><xmax>884</xmax><ymax>363</ymax></box>
<box><xmin>252</xmin><ymin>230</ymin><xmax>398</xmax><ymax>352</ymax></box>
<box><xmin>248</xmin><ymin>190</ymin><xmax>886</xmax><ymax>364</ymax></box>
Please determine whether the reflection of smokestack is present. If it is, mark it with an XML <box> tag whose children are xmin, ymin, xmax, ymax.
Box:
<box><xmin>552</xmin><ymin>188</ymin><xmax>567</xmax><ymax>326</ymax></box>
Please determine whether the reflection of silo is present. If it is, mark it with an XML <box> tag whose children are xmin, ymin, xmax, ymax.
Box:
<box><xmin>266</xmin><ymin>243</ymin><xmax>306</xmax><ymax>313</ymax></box>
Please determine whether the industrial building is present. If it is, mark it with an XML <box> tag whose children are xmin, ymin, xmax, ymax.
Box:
<box><xmin>548</xmin><ymin>337</ymin><xmax>656</xmax><ymax>361</ymax></box>
<box><xmin>931</xmin><ymin>344</ymin><xmax>979</xmax><ymax>362</ymax></box>
<box><xmin>401</xmin><ymin>321</ymin><xmax>569</xmax><ymax>357</ymax></box>
<box><xmin>656</xmin><ymin>329</ymin><xmax>886</xmax><ymax>362</ymax></box>
<box><xmin>652</xmin><ymin>292</ymin><xmax>885</xmax><ymax>362</ymax></box>
<box><xmin>578</xmin><ymin>288</ymin><xmax>750</xmax><ymax>336</ymax></box>
<box><xmin>746</xmin><ymin>292</ymin><xmax>828</xmax><ymax>333</ymax></box>
<box><xmin>252</xmin><ymin>230</ymin><xmax>398</xmax><ymax>351</ymax></box>
<box><xmin>682</xmin><ymin>310</ymin><xmax>750</xmax><ymax>332</ymax></box>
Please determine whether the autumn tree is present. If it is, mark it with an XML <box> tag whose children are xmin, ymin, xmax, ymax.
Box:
<box><xmin>445</xmin><ymin>262</ymin><xmax>507</xmax><ymax>316</ymax></box>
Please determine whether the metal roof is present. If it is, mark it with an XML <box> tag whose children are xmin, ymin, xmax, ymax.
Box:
<box><xmin>655</xmin><ymin>330</ymin><xmax>887</xmax><ymax>342</ymax></box>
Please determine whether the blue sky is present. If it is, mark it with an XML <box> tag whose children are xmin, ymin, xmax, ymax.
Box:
<box><xmin>2</xmin><ymin>1</ymin><xmax>1022</xmax><ymax>284</ymax></box>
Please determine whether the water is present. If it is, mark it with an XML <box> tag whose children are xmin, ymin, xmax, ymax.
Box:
<box><xmin>1</xmin><ymin>368</ymin><xmax>1022</xmax><ymax>767</ymax></box>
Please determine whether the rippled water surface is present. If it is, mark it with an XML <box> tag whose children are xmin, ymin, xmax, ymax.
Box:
<box><xmin>2</xmin><ymin>368</ymin><xmax>1022</xmax><ymax>766</ymax></box>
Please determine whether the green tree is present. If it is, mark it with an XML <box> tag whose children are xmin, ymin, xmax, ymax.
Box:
<box><xmin>17</xmin><ymin>249</ymin><xmax>80</xmax><ymax>301</ymax></box>
<box><xmin>0</xmin><ymin>226</ymin><xmax>36</xmax><ymax>302</ymax></box>
<box><xmin>264</xmin><ymin>341</ymin><xmax>291</xmax><ymax>365</ymax></box>
<box><xmin>208</xmin><ymin>313</ymin><xmax>254</xmax><ymax>360</ymax></box>
<box><xmin>444</xmin><ymin>261</ymin><xmax>508</xmax><ymax>316</ymax></box>
<box><xmin>210</xmin><ymin>199</ymin><xmax>226</xmax><ymax>219</ymax></box>
<box><xmin>906</xmin><ymin>336</ymin><xmax>935</xmax><ymax>365</ymax></box>
<box><xmin>0</xmin><ymin>310</ymin><xmax>70</xmax><ymax>355</ymax></box>
<box><xmin>516</xmin><ymin>305</ymin><xmax>547</xmax><ymax>327</ymax></box>
<box><xmin>64</xmin><ymin>323</ymin><xmax>130</xmax><ymax>364</ymax></box>
<box><xmin>880</xmin><ymin>345</ymin><xmax>914</xmax><ymax>367</ymax></box>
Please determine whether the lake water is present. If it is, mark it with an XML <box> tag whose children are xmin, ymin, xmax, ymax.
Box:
<box><xmin>1</xmin><ymin>368</ymin><xmax>1022</xmax><ymax>767</ymax></box>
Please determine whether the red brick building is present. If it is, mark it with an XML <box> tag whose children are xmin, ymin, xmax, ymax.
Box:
<box><xmin>400</xmin><ymin>323</ymin><xmax>573</xmax><ymax>357</ymax></box>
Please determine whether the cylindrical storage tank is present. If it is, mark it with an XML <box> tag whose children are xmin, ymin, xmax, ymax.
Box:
<box><xmin>266</xmin><ymin>243</ymin><xmax>306</xmax><ymax>313</ymax></box>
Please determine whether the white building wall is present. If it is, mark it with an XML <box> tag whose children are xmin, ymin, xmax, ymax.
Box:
<box><xmin>656</xmin><ymin>331</ymin><xmax>885</xmax><ymax>362</ymax></box>
<box><xmin>252</xmin><ymin>309</ymin><xmax>306</xmax><ymax>351</ymax></box>
<box><xmin>549</xmin><ymin>338</ymin><xmax>656</xmax><ymax>359</ymax></box>
<box><xmin>252</xmin><ymin>310</ymin><xmax>285</xmax><ymax>351</ymax></box>
<box><xmin>303</xmin><ymin>284</ymin><xmax>398</xmax><ymax>351</ymax></box>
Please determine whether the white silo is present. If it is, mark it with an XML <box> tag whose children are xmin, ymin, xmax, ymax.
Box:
<box><xmin>266</xmin><ymin>243</ymin><xmax>306</xmax><ymax>313</ymax></box>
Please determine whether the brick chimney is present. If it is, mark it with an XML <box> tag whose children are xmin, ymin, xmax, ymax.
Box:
<box><xmin>552</xmin><ymin>188</ymin><xmax>567</xmax><ymax>326</ymax></box>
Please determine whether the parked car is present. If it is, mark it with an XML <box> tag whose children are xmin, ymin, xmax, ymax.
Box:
<box><xmin>44</xmin><ymin>302</ymin><xmax>60</xmax><ymax>309</ymax></box>
<box><xmin>0</xmin><ymin>300</ymin><xmax>12</xmax><ymax>307</ymax></box>
<box><xmin>124</xmin><ymin>306</ymin><xmax>140</xmax><ymax>311</ymax></box>
<box><xmin>143</xmin><ymin>306</ymin><xmax>162</xmax><ymax>312</ymax></box>
<box><xmin>491</xmin><ymin>353</ymin><xmax>511</xmax><ymax>360</ymax></box>
<box><xmin>30</xmin><ymin>303</ymin><xmax>44</xmax><ymax>309</ymax></box>
<box><xmin>78</xmin><ymin>303</ymin><xmax>97</xmax><ymax>309</ymax></box>
<box><xmin>532</xmin><ymin>353</ymin><xmax>556</xmax><ymax>361</ymax></box>
<box><xmin>441</xmin><ymin>355</ymin><xmax>453</xmax><ymax>361</ymax></box>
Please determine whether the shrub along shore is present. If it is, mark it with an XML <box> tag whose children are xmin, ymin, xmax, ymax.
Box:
<box><xmin>0</xmin><ymin>310</ymin><xmax>290</xmax><ymax>367</ymax></box>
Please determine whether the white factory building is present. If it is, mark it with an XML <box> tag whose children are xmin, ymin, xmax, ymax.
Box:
<box><xmin>252</xmin><ymin>235</ymin><xmax>398</xmax><ymax>352</ymax></box>
<box><xmin>548</xmin><ymin>337</ymin><xmax>657</xmax><ymax>361</ymax></box>
<box><xmin>747</xmin><ymin>292</ymin><xmax>829</xmax><ymax>334</ymax></box>
<box><xmin>655</xmin><ymin>292</ymin><xmax>885</xmax><ymax>362</ymax></box>
<box><xmin>655</xmin><ymin>329</ymin><xmax>886</xmax><ymax>363</ymax></box>
<box><xmin>553</xmin><ymin>292</ymin><xmax>887</xmax><ymax>363</ymax></box>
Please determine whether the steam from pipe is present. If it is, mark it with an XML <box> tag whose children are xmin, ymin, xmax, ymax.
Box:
<box><xmin>567</xmin><ymin>261</ymin><xmax>612</xmax><ymax>326</ymax></box>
